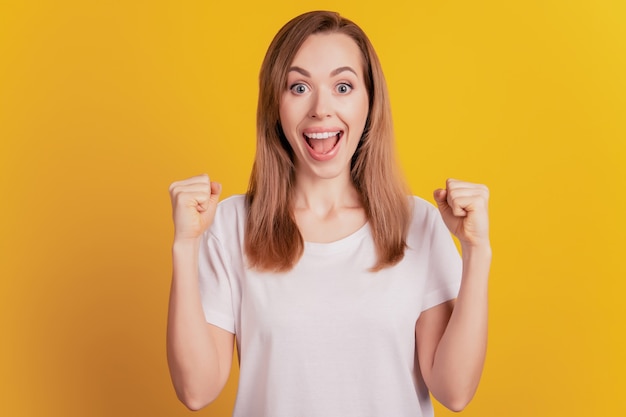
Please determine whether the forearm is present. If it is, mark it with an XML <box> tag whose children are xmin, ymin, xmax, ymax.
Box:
<box><xmin>429</xmin><ymin>244</ymin><xmax>491</xmax><ymax>410</ymax></box>
<box><xmin>166</xmin><ymin>239</ymin><xmax>230</xmax><ymax>409</ymax></box>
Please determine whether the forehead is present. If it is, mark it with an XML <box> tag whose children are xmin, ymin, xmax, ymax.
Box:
<box><xmin>289</xmin><ymin>32</ymin><xmax>365</xmax><ymax>75</ymax></box>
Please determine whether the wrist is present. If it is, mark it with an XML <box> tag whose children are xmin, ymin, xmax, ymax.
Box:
<box><xmin>460</xmin><ymin>241</ymin><xmax>492</xmax><ymax>260</ymax></box>
<box><xmin>172</xmin><ymin>236</ymin><xmax>202</xmax><ymax>254</ymax></box>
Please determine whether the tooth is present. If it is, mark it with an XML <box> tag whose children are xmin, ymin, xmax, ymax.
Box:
<box><xmin>305</xmin><ymin>131</ymin><xmax>340</xmax><ymax>139</ymax></box>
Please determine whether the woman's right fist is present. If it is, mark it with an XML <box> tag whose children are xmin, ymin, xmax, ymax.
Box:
<box><xmin>169</xmin><ymin>174</ymin><xmax>222</xmax><ymax>241</ymax></box>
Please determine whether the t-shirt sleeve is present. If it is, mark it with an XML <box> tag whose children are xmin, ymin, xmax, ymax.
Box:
<box><xmin>421</xmin><ymin>208</ymin><xmax>463</xmax><ymax>311</ymax></box>
<box><xmin>197</xmin><ymin>230</ymin><xmax>236</xmax><ymax>334</ymax></box>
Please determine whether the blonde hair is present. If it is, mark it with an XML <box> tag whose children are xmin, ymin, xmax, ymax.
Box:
<box><xmin>245</xmin><ymin>10</ymin><xmax>411</xmax><ymax>272</ymax></box>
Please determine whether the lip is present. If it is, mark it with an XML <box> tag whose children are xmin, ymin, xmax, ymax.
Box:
<box><xmin>301</xmin><ymin>128</ymin><xmax>344</xmax><ymax>162</ymax></box>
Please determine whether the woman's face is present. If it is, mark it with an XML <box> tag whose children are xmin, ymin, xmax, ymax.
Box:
<box><xmin>279</xmin><ymin>32</ymin><xmax>369</xmax><ymax>182</ymax></box>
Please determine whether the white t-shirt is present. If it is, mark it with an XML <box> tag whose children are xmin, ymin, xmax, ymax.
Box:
<box><xmin>199</xmin><ymin>195</ymin><xmax>462</xmax><ymax>417</ymax></box>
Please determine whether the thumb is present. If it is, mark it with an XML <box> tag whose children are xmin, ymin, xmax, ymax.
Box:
<box><xmin>196</xmin><ymin>182</ymin><xmax>222</xmax><ymax>213</ymax></box>
<box><xmin>433</xmin><ymin>188</ymin><xmax>448</xmax><ymax>211</ymax></box>
<box><xmin>210</xmin><ymin>181</ymin><xmax>222</xmax><ymax>201</ymax></box>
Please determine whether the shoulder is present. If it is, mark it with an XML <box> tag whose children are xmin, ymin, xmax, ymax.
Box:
<box><xmin>209</xmin><ymin>194</ymin><xmax>247</xmax><ymax>238</ymax></box>
<box><xmin>217</xmin><ymin>194</ymin><xmax>247</xmax><ymax>212</ymax></box>
<box><xmin>408</xmin><ymin>195</ymin><xmax>440</xmax><ymax>227</ymax></box>
<box><xmin>406</xmin><ymin>195</ymin><xmax>449</xmax><ymax>245</ymax></box>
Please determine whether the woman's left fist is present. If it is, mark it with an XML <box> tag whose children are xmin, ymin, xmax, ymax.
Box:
<box><xmin>434</xmin><ymin>179</ymin><xmax>490</xmax><ymax>248</ymax></box>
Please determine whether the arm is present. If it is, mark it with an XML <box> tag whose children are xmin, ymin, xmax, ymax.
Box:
<box><xmin>166</xmin><ymin>175</ymin><xmax>235</xmax><ymax>410</ymax></box>
<box><xmin>415</xmin><ymin>179</ymin><xmax>491</xmax><ymax>412</ymax></box>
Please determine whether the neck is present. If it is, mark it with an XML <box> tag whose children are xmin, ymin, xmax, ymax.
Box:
<box><xmin>292</xmin><ymin>172</ymin><xmax>362</xmax><ymax>216</ymax></box>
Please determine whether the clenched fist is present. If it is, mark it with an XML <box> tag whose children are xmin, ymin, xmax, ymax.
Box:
<box><xmin>434</xmin><ymin>179</ymin><xmax>490</xmax><ymax>249</ymax></box>
<box><xmin>169</xmin><ymin>174</ymin><xmax>222</xmax><ymax>241</ymax></box>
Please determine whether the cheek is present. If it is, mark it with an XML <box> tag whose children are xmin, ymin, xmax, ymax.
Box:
<box><xmin>279</xmin><ymin>99</ymin><xmax>302</xmax><ymax>129</ymax></box>
<box><xmin>349</xmin><ymin>95</ymin><xmax>370</xmax><ymax>130</ymax></box>
<box><xmin>278</xmin><ymin>107</ymin><xmax>300</xmax><ymax>147</ymax></box>
<box><xmin>352</xmin><ymin>89</ymin><xmax>369</xmax><ymax>115</ymax></box>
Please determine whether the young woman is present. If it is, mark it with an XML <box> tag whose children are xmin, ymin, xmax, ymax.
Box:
<box><xmin>167</xmin><ymin>10</ymin><xmax>490</xmax><ymax>417</ymax></box>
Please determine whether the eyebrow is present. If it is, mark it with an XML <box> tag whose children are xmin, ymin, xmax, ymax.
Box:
<box><xmin>288</xmin><ymin>66</ymin><xmax>358</xmax><ymax>77</ymax></box>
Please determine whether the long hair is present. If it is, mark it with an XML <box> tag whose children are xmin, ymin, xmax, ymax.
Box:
<box><xmin>245</xmin><ymin>10</ymin><xmax>411</xmax><ymax>272</ymax></box>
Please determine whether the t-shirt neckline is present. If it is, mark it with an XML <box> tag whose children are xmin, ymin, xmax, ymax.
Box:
<box><xmin>304</xmin><ymin>222</ymin><xmax>370</xmax><ymax>255</ymax></box>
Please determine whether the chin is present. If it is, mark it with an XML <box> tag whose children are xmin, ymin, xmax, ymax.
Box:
<box><xmin>306</xmin><ymin>163</ymin><xmax>351</xmax><ymax>181</ymax></box>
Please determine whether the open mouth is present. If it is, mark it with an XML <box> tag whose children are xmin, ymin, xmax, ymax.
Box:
<box><xmin>303</xmin><ymin>130</ymin><xmax>343</xmax><ymax>155</ymax></box>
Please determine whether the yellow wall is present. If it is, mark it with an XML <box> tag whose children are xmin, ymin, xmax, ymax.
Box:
<box><xmin>1</xmin><ymin>0</ymin><xmax>624</xmax><ymax>416</ymax></box>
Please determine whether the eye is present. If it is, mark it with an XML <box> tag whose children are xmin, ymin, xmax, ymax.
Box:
<box><xmin>336</xmin><ymin>83</ymin><xmax>352</xmax><ymax>94</ymax></box>
<box><xmin>290</xmin><ymin>83</ymin><xmax>309</xmax><ymax>94</ymax></box>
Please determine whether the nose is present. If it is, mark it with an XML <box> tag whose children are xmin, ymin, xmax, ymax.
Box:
<box><xmin>309</xmin><ymin>89</ymin><xmax>332</xmax><ymax>119</ymax></box>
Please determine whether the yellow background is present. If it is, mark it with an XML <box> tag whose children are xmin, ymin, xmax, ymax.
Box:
<box><xmin>1</xmin><ymin>0</ymin><xmax>624</xmax><ymax>416</ymax></box>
